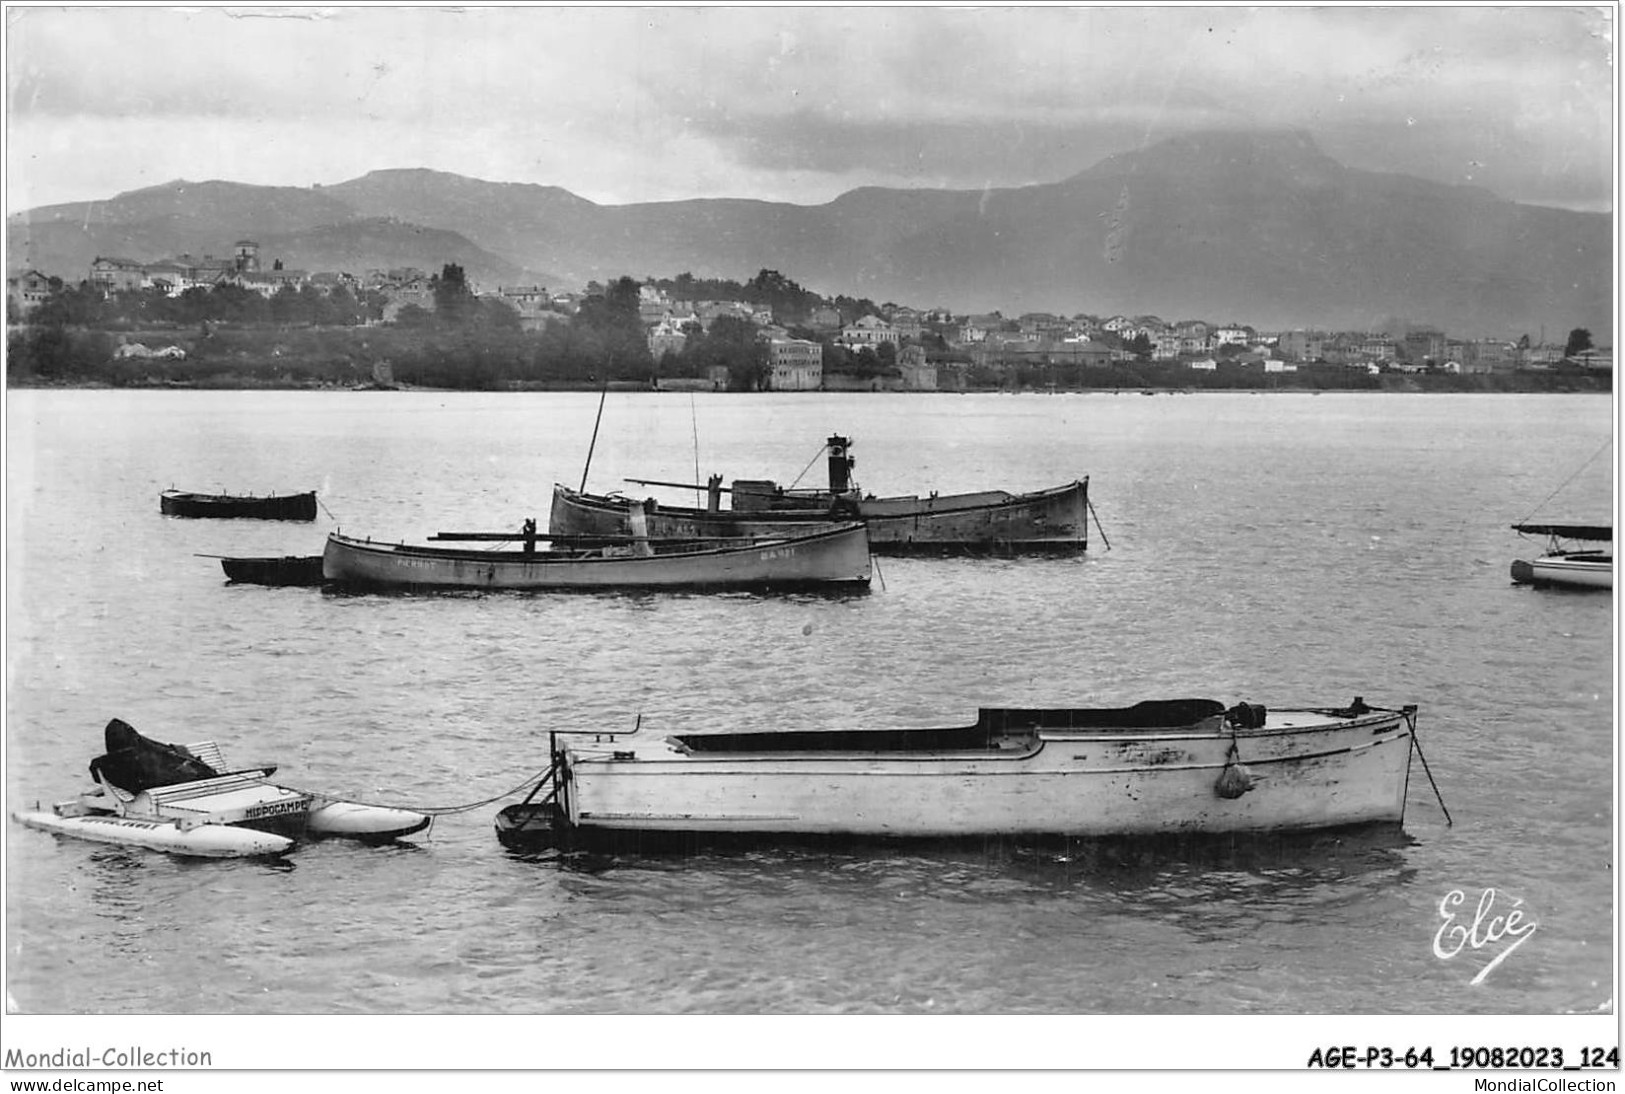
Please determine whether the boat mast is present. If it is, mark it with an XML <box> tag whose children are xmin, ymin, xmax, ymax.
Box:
<box><xmin>690</xmin><ymin>393</ymin><xmax>703</xmax><ymax>504</ymax></box>
<box><xmin>580</xmin><ymin>366</ymin><xmax>611</xmax><ymax>492</ymax></box>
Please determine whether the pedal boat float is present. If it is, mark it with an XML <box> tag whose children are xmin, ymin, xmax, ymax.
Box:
<box><xmin>13</xmin><ymin>719</ymin><xmax>431</xmax><ymax>858</ymax></box>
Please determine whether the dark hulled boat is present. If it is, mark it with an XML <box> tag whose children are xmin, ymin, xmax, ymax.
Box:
<box><xmin>220</xmin><ymin>555</ymin><xmax>327</xmax><ymax>586</ymax></box>
<box><xmin>161</xmin><ymin>489</ymin><xmax>318</xmax><ymax>521</ymax></box>
<box><xmin>550</xmin><ymin>435</ymin><xmax>1090</xmax><ymax>555</ymax></box>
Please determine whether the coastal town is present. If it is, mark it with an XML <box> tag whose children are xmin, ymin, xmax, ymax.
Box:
<box><xmin>6</xmin><ymin>239</ymin><xmax>1612</xmax><ymax>392</ymax></box>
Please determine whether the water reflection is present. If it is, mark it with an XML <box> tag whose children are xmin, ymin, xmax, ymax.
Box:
<box><xmin>505</xmin><ymin>823</ymin><xmax>1418</xmax><ymax>895</ymax></box>
<box><xmin>10</xmin><ymin>390</ymin><xmax>1611</xmax><ymax>1015</ymax></box>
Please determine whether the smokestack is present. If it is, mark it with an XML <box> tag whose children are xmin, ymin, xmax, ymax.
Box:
<box><xmin>826</xmin><ymin>435</ymin><xmax>853</xmax><ymax>494</ymax></box>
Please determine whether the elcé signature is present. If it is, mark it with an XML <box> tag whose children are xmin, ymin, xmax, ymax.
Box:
<box><xmin>1434</xmin><ymin>887</ymin><xmax>1537</xmax><ymax>986</ymax></box>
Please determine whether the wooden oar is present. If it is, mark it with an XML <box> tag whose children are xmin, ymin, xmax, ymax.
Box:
<box><xmin>191</xmin><ymin>552</ymin><xmax>316</xmax><ymax>559</ymax></box>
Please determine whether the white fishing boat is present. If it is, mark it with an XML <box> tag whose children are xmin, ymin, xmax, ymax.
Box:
<box><xmin>496</xmin><ymin>697</ymin><xmax>1437</xmax><ymax>850</ymax></box>
<box><xmin>321</xmin><ymin>519</ymin><xmax>871</xmax><ymax>592</ymax></box>
<box><xmin>1510</xmin><ymin>523</ymin><xmax>1612</xmax><ymax>590</ymax></box>
<box><xmin>13</xmin><ymin>720</ymin><xmax>431</xmax><ymax>858</ymax></box>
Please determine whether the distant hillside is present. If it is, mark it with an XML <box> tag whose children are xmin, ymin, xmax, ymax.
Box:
<box><xmin>7</xmin><ymin>130</ymin><xmax>1611</xmax><ymax>337</ymax></box>
<box><xmin>240</xmin><ymin>218</ymin><xmax>531</xmax><ymax>287</ymax></box>
<box><xmin>6</xmin><ymin>178</ymin><xmax>551</xmax><ymax>288</ymax></box>
<box><xmin>8</xmin><ymin>179</ymin><xmax>357</xmax><ymax>274</ymax></box>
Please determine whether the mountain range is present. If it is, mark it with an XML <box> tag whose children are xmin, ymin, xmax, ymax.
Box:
<box><xmin>7</xmin><ymin>130</ymin><xmax>1611</xmax><ymax>338</ymax></box>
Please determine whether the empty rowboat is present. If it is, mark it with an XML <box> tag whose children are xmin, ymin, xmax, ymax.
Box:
<box><xmin>219</xmin><ymin>555</ymin><xmax>327</xmax><ymax>586</ymax></box>
<box><xmin>161</xmin><ymin>489</ymin><xmax>318</xmax><ymax>521</ymax></box>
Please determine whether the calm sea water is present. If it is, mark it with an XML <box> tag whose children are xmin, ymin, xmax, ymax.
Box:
<box><xmin>3</xmin><ymin>390</ymin><xmax>1615</xmax><ymax>1029</ymax></box>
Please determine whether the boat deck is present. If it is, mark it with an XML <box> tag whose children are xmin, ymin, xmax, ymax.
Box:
<box><xmin>124</xmin><ymin>771</ymin><xmax>311</xmax><ymax>826</ymax></box>
<box><xmin>568</xmin><ymin>703</ymin><xmax>1399</xmax><ymax>764</ymax></box>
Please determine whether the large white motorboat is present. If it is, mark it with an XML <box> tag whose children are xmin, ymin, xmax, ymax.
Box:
<box><xmin>495</xmin><ymin>697</ymin><xmax>1432</xmax><ymax>851</ymax></box>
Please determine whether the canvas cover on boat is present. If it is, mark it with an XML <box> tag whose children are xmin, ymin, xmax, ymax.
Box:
<box><xmin>674</xmin><ymin>723</ymin><xmax>1015</xmax><ymax>753</ymax></box>
<box><xmin>89</xmin><ymin>718</ymin><xmax>219</xmax><ymax>792</ymax></box>
<box><xmin>1512</xmin><ymin>523</ymin><xmax>1612</xmax><ymax>542</ymax></box>
<box><xmin>672</xmin><ymin>699</ymin><xmax>1230</xmax><ymax>753</ymax></box>
<box><xmin>978</xmin><ymin>699</ymin><xmax>1229</xmax><ymax>732</ymax></box>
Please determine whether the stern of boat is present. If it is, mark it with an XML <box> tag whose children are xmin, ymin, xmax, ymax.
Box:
<box><xmin>495</xmin><ymin>800</ymin><xmax>566</xmax><ymax>850</ymax></box>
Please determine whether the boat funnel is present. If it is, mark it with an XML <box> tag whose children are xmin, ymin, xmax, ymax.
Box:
<box><xmin>827</xmin><ymin>435</ymin><xmax>854</xmax><ymax>494</ymax></box>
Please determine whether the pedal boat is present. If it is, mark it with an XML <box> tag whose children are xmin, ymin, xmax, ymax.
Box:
<box><xmin>13</xmin><ymin>719</ymin><xmax>431</xmax><ymax>858</ymax></box>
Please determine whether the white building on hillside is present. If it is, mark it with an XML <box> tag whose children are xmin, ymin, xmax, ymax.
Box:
<box><xmin>769</xmin><ymin>338</ymin><xmax>823</xmax><ymax>390</ymax></box>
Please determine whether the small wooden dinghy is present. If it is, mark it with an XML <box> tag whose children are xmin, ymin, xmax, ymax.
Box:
<box><xmin>160</xmin><ymin>489</ymin><xmax>318</xmax><ymax>521</ymax></box>
<box><xmin>219</xmin><ymin>555</ymin><xmax>327</xmax><ymax>586</ymax></box>
<box><xmin>12</xmin><ymin>719</ymin><xmax>430</xmax><ymax>858</ymax></box>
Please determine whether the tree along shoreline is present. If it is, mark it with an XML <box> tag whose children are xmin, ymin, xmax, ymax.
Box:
<box><xmin>8</xmin><ymin>316</ymin><xmax>1608</xmax><ymax>395</ymax></box>
<box><xmin>10</xmin><ymin>270</ymin><xmax>1610</xmax><ymax>395</ymax></box>
<box><xmin>7</xmin><ymin>371</ymin><xmax>1610</xmax><ymax>395</ymax></box>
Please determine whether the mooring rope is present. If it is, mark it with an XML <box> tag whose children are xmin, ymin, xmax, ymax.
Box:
<box><xmin>1407</xmin><ymin>710</ymin><xmax>1452</xmax><ymax>826</ymax></box>
<box><xmin>1517</xmin><ymin>437</ymin><xmax>1611</xmax><ymax>524</ymax></box>
<box><xmin>247</xmin><ymin>762</ymin><xmax>555</xmax><ymax>816</ymax></box>
<box><xmin>1086</xmin><ymin>494</ymin><xmax>1112</xmax><ymax>550</ymax></box>
<box><xmin>786</xmin><ymin>442</ymin><xmax>830</xmax><ymax>490</ymax></box>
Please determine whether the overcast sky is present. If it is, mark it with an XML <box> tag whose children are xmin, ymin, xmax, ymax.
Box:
<box><xmin>4</xmin><ymin>5</ymin><xmax>1615</xmax><ymax>216</ymax></box>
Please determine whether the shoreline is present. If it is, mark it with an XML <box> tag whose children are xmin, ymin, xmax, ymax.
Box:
<box><xmin>6</xmin><ymin>379</ymin><xmax>1612</xmax><ymax>396</ymax></box>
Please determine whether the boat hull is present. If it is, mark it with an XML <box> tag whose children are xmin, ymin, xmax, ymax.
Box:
<box><xmin>221</xmin><ymin>555</ymin><xmax>327</xmax><ymax>586</ymax></box>
<box><xmin>549</xmin><ymin>480</ymin><xmax>1089</xmax><ymax>555</ymax></box>
<box><xmin>162</xmin><ymin>490</ymin><xmax>318</xmax><ymax>521</ymax></box>
<box><xmin>322</xmin><ymin>524</ymin><xmax>872</xmax><ymax>591</ymax></box>
<box><xmin>305</xmin><ymin>801</ymin><xmax>432</xmax><ymax>840</ymax></box>
<box><xmin>531</xmin><ymin>705</ymin><xmax>1415</xmax><ymax>842</ymax></box>
<box><xmin>1510</xmin><ymin>553</ymin><xmax>1612</xmax><ymax>590</ymax></box>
